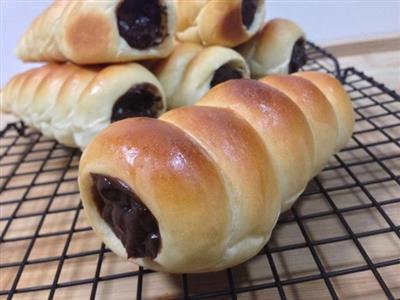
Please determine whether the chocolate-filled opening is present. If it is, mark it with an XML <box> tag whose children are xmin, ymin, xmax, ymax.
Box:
<box><xmin>91</xmin><ymin>174</ymin><xmax>161</xmax><ymax>259</ymax></box>
<box><xmin>242</xmin><ymin>0</ymin><xmax>258</xmax><ymax>29</ymax></box>
<box><xmin>210</xmin><ymin>64</ymin><xmax>244</xmax><ymax>88</ymax></box>
<box><xmin>117</xmin><ymin>0</ymin><xmax>167</xmax><ymax>50</ymax></box>
<box><xmin>111</xmin><ymin>83</ymin><xmax>163</xmax><ymax>122</ymax></box>
<box><xmin>289</xmin><ymin>38</ymin><xmax>307</xmax><ymax>73</ymax></box>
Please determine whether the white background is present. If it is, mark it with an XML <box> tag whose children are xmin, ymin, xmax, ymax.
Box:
<box><xmin>1</xmin><ymin>1</ymin><xmax>399</xmax><ymax>86</ymax></box>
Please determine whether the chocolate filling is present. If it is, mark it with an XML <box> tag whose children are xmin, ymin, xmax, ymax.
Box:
<box><xmin>289</xmin><ymin>38</ymin><xmax>307</xmax><ymax>73</ymax></box>
<box><xmin>111</xmin><ymin>83</ymin><xmax>162</xmax><ymax>122</ymax></box>
<box><xmin>91</xmin><ymin>174</ymin><xmax>161</xmax><ymax>259</ymax></box>
<box><xmin>117</xmin><ymin>0</ymin><xmax>167</xmax><ymax>49</ymax></box>
<box><xmin>242</xmin><ymin>0</ymin><xmax>258</xmax><ymax>29</ymax></box>
<box><xmin>210</xmin><ymin>64</ymin><xmax>244</xmax><ymax>88</ymax></box>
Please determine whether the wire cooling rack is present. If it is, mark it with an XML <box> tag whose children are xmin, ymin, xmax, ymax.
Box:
<box><xmin>0</xmin><ymin>43</ymin><xmax>399</xmax><ymax>300</ymax></box>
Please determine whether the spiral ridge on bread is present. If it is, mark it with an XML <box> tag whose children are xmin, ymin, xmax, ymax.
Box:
<box><xmin>16</xmin><ymin>0</ymin><xmax>176</xmax><ymax>64</ymax></box>
<box><xmin>1</xmin><ymin>63</ymin><xmax>166</xmax><ymax>149</ymax></box>
<box><xmin>150</xmin><ymin>43</ymin><xmax>250</xmax><ymax>108</ymax></box>
<box><xmin>78</xmin><ymin>72</ymin><xmax>354</xmax><ymax>273</ymax></box>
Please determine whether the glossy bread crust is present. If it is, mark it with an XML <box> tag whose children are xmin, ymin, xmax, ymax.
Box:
<box><xmin>294</xmin><ymin>72</ymin><xmax>356</xmax><ymax>151</ymax></box>
<box><xmin>199</xmin><ymin>79</ymin><xmax>315</xmax><ymax>211</ymax></box>
<box><xmin>79</xmin><ymin>117</ymin><xmax>232</xmax><ymax>273</ymax></box>
<box><xmin>161</xmin><ymin>106</ymin><xmax>280</xmax><ymax>266</ymax></box>
<box><xmin>260</xmin><ymin>75</ymin><xmax>338</xmax><ymax>175</ymax></box>
<box><xmin>78</xmin><ymin>73</ymin><xmax>354</xmax><ymax>273</ymax></box>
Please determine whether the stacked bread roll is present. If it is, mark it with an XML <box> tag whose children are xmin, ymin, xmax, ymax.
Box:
<box><xmin>15</xmin><ymin>0</ymin><xmax>177</xmax><ymax>64</ymax></box>
<box><xmin>2</xmin><ymin>1</ymin><xmax>309</xmax><ymax>148</ymax></box>
<box><xmin>79</xmin><ymin>72</ymin><xmax>355</xmax><ymax>273</ymax></box>
<box><xmin>1</xmin><ymin>63</ymin><xmax>166</xmax><ymax>149</ymax></box>
<box><xmin>3</xmin><ymin>0</ymin><xmax>180</xmax><ymax>149</ymax></box>
<box><xmin>150</xmin><ymin>43</ymin><xmax>250</xmax><ymax>109</ymax></box>
<box><xmin>238</xmin><ymin>18</ymin><xmax>307</xmax><ymax>78</ymax></box>
<box><xmin>174</xmin><ymin>0</ymin><xmax>266</xmax><ymax>47</ymax></box>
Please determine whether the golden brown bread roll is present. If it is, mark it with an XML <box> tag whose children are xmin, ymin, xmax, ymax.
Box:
<box><xmin>1</xmin><ymin>63</ymin><xmax>166</xmax><ymax>149</ymax></box>
<box><xmin>260</xmin><ymin>75</ymin><xmax>338</xmax><ymax>175</ymax></box>
<box><xmin>78</xmin><ymin>72</ymin><xmax>354</xmax><ymax>273</ymax></box>
<box><xmin>16</xmin><ymin>0</ymin><xmax>176</xmax><ymax>64</ymax></box>
<box><xmin>199</xmin><ymin>80</ymin><xmax>315</xmax><ymax>212</ymax></box>
<box><xmin>150</xmin><ymin>43</ymin><xmax>250</xmax><ymax>108</ymax></box>
<box><xmin>294</xmin><ymin>72</ymin><xmax>355</xmax><ymax>151</ymax></box>
<box><xmin>237</xmin><ymin>18</ymin><xmax>307</xmax><ymax>78</ymax></box>
<box><xmin>174</xmin><ymin>0</ymin><xmax>266</xmax><ymax>47</ymax></box>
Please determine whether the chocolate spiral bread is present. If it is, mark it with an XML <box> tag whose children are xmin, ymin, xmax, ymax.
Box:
<box><xmin>15</xmin><ymin>0</ymin><xmax>176</xmax><ymax>64</ymax></box>
<box><xmin>174</xmin><ymin>0</ymin><xmax>265</xmax><ymax>47</ymax></box>
<box><xmin>78</xmin><ymin>72</ymin><xmax>354</xmax><ymax>273</ymax></box>
<box><xmin>150</xmin><ymin>43</ymin><xmax>250</xmax><ymax>108</ymax></box>
<box><xmin>1</xmin><ymin>63</ymin><xmax>166</xmax><ymax>150</ymax></box>
<box><xmin>237</xmin><ymin>18</ymin><xmax>307</xmax><ymax>78</ymax></box>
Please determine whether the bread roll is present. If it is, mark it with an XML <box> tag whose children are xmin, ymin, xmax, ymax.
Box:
<box><xmin>260</xmin><ymin>75</ymin><xmax>338</xmax><ymax>175</ymax></box>
<box><xmin>78</xmin><ymin>72</ymin><xmax>354</xmax><ymax>273</ymax></box>
<box><xmin>151</xmin><ymin>43</ymin><xmax>250</xmax><ymax>108</ymax></box>
<box><xmin>1</xmin><ymin>63</ymin><xmax>166</xmax><ymax>149</ymax></box>
<box><xmin>16</xmin><ymin>0</ymin><xmax>176</xmax><ymax>64</ymax></box>
<box><xmin>199</xmin><ymin>79</ymin><xmax>315</xmax><ymax>212</ymax></box>
<box><xmin>237</xmin><ymin>18</ymin><xmax>306</xmax><ymax>78</ymax></box>
<box><xmin>174</xmin><ymin>0</ymin><xmax>265</xmax><ymax>47</ymax></box>
<box><xmin>294</xmin><ymin>72</ymin><xmax>355</xmax><ymax>151</ymax></box>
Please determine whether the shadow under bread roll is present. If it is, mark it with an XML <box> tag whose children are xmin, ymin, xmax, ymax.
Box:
<box><xmin>174</xmin><ymin>0</ymin><xmax>265</xmax><ymax>47</ymax></box>
<box><xmin>150</xmin><ymin>43</ymin><xmax>250</xmax><ymax>108</ymax></box>
<box><xmin>16</xmin><ymin>0</ymin><xmax>176</xmax><ymax>64</ymax></box>
<box><xmin>1</xmin><ymin>63</ymin><xmax>166</xmax><ymax>149</ymax></box>
<box><xmin>237</xmin><ymin>18</ymin><xmax>307</xmax><ymax>78</ymax></box>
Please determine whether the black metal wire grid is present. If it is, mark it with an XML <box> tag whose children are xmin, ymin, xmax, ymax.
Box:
<box><xmin>0</xmin><ymin>44</ymin><xmax>399</xmax><ymax>299</ymax></box>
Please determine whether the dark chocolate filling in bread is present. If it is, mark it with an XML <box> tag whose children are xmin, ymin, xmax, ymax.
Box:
<box><xmin>111</xmin><ymin>83</ymin><xmax>162</xmax><ymax>122</ymax></box>
<box><xmin>210</xmin><ymin>64</ymin><xmax>244</xmax><ymax>88</ymax></box>
<box><xmin>117</xmin><ymin>0</ymin><xmax>167</xmax><ymax>49</ymax></box>
<box><xmin>289</xmin><ymin>38</ymin><xmax>307</xmax><ymax>73</ymax></box>
<box><xmin>242</xmin><ymin>0</ymin><xmax>258</xmax><ymax>29</ymax></box>
<box><xmin>91</xmin><ymin>174</ymin><xmax>161</xmax><ymax>259</ymax></box>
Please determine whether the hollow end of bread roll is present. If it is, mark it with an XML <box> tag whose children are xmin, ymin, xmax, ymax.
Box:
<box><xmin>116</xmin><ymin>0</ymin><xmax>170</xmax><ymax>50</ymax></box>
